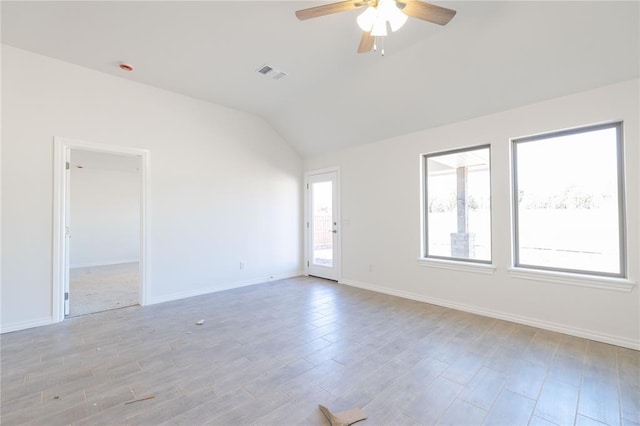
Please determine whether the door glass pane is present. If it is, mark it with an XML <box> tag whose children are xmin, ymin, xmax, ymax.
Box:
<box><xmin>312</xmin><ymin>181</ymin><xmax>333</xmax><ymax>267</ymax></box>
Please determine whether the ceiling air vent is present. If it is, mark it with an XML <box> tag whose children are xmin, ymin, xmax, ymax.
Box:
<box><xmin>257</xmin><ymin>65</ymin><xmax>273</xmax><ymax>75</ymax></box>
<box><xmin>256</xmin><ymin>64</ymin><xmax>287</xmax><ymax>80</ymax></box>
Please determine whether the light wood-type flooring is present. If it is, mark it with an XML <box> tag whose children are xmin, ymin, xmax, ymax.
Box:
<box><xmin>1</xmin><ymin>276</ymin><xmax>638</xmax><ymax>425</ymax></box>
<box><xmin>69</xmin><ymin>262</ymin><xmax>139</xmax><ymax>317</ymax></box>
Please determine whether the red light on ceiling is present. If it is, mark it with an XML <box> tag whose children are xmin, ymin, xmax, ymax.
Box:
<box><xmin>119</xmin><ymin>63</ymin><xmax>134</xmax><ymax>72</ymax></box>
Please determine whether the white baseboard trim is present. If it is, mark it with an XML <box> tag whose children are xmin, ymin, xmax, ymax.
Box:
<box><xmin>1</xmin><ymin>316</ymin><xmax>55</xmax><ymax>334</ymax></box>
<box><xmin>340</xmin><ymin>278</ymin><xmax>640</xmax><ymax>351</ymax></box>
<box><xmin>70</xmin><ymin>258</ymin><xmax>140</xmax><ymax>269</ymax></box>
<box><xmin>148</xmin><ymin>271</ymin><xmax>304</xmax><ymax>305</ymax></box>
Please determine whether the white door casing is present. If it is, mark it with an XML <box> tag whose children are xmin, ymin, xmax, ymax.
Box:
<box><xmin>52</xmin><ymin>137</ymin><xmax>150</xmax><ymax>322</ymax></box>
<box><xmin>64</xmin><ymin>147</ymin><xmax>71</xmax><ymax>316</ymax></box>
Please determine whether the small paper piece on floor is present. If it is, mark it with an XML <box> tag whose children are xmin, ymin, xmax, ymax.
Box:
<box><xmin>124</xmin><ymin>394</ymin><xmax>155</xmax><ymax>405</ymax></box>
<box><xmin>195</xmin><ymin>319</ymin><xmax>204</xmax><ymax>325</ymax></box>
<box><xmin>318</xmin><ymin>404</ymin><xmax>367</xmax><ymax>426</ymax></box>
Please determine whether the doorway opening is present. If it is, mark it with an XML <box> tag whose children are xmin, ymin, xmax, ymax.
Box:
<box><xmin>53</xmin><ymin>138</ymin><xmax>149</xmax><ymax>322</ymax></box>
<box><xmin>68</xmin><ymin>150</ymin><xmax>141</xmax><ymax>316</ymax></box>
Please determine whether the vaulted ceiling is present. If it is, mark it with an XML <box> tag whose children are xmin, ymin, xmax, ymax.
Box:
<box><xmin>2</xmin><ymin>1</ymin><xmax>638</xmax><ymax>157</ymax></box>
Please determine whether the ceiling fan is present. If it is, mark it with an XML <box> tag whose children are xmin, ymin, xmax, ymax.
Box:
<box><xmin>295</xmin><ymin>0</ymin><xmax>456</xmax><ymax>54</ymax></box>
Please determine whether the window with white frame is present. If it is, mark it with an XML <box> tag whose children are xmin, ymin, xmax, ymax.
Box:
<box><xmin>424</xmin><ymin>145</ymin><xmax>492</xmax><ymax>263</ymax></box>
<box><xmin>512</xmin><ymin>122</ymin><xmax>626</xmax><ymax>277</ymax></box>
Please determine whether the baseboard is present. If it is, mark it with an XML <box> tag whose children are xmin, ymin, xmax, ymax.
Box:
<box><xmin>1</xmin><ymin>316</ymin><xmax>55</xmax><ymax>334</ymax></box>
<box><xmin>70</xmin><ymin>258</ymin><xmax>140</xmax><ymax>268</ymax></box>
<box><xmin>340</xmin><ymin>278</ymin><xmax>640</xmax><ymax>351</ymax></box>
<box><xmin>148</xmin><ymin>270</ymin><xmax>304</xmax><ymax>305</ymax></box>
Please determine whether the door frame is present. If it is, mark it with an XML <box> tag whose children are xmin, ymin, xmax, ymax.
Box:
<box><xmin>52</xmin><ymin>137</ymin><xmax>150</xmax><ymax>322</ymax></box>
<box><xmin>304</xmin><ymin>167</ymin><xmax>341</xmax><ymax>281</ymax></box>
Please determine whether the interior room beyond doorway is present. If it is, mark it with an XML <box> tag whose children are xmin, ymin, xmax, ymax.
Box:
<box><xmin>67</xmin><ymin>149</ymin><xmax>142</xmax><ymax>316</ymax></box>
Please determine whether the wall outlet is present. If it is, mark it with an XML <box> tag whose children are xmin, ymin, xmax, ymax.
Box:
<box><xmin>239</xmin><ymin>262</ymin><xmax>244</xmax><ymax>270</ymax></box>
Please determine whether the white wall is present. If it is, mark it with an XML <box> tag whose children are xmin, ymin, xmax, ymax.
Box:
<box><xmin>305</xmin><ymin>79</ymin><xmax>640</xmax><ymax>349</ymax></box>
<box><xmin>70</xmin><ymin>165</ymin><xmax>140</xmax><ymax>268</ymax></box>
<box><xmin>1</xmin><ymin>45</ymin><xmax>303</xmax><ymax>331</ymax></box>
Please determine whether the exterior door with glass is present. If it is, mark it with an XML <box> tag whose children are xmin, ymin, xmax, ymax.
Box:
<box><xmin>307</xmin><ymin>171</ymin><xmax>339</xmax><ymax>281</ymax></box>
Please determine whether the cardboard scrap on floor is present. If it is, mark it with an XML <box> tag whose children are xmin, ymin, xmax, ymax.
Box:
<box><xmin>124</xmin><ymin>394</ymin><xmax>155</xmax><ymax>405</ymax></box>
<box><xmin>319</xmin><ymin>404</ymin><xmax>367</xmax><ymax>426</ymax></box>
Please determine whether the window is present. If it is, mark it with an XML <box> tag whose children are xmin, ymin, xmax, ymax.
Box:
<box><xmin>512</xmin><ymin>122</ymin><xmax>625</xmax><ymax>277</ymax></box>
<box><xmin>424</xmin><ymin>145</ymin><xmax>492</xmax><ymax>263</ymax></box>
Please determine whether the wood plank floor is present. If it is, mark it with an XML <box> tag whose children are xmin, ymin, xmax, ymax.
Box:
<box><xmin>1</xmin><ymin>276</ymin><xmax>638</xmax><ymax>425</ymax></box>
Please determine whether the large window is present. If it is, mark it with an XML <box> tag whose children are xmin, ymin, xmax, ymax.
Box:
<box><xmin>424</xmin><ymin>145</ymin><xmax>491</xmax><ymax>263</ymax></box>
<box><xmin>512</xmin><ymin>122</ymin><xmax>625</xmax><ymax>277</ymax></box>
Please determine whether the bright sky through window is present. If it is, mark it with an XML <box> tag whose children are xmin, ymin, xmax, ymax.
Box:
<box><xmin>513</xmin><ymin>124</ymin><xmax>624</xmax><ymax>276</ymax></box>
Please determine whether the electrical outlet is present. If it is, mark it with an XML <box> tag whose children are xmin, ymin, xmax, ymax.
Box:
<box><xmin>240</xmin><ymin>262</ymin><xmax>244</xmax><ymax>270</ymax></box>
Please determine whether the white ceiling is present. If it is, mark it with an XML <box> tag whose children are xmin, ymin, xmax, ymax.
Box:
<box><xmin>2</xmin><ymin>1</ymin><xmax>638</xmax><ymax>157</ymax></box>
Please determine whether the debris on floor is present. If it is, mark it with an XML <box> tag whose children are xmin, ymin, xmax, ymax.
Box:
<box><xmin>195</xmin><ymin>319</ymin><xmax>204</xmax><ymax>325</ymax></box>
<box><xmin>124</xmin><ymin>394</ymin><xmax>155</xmax><ymax>405</ymax></box>
<box><xmin>318</xmin><ymin>404</ymin><xmax>367</xmax><ymax>426</ymax></box>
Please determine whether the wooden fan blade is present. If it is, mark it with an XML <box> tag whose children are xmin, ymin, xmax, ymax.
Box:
<box><xmin>295</xmin><ymin>1</ymin><xmax>364</xmax><ymax>20</ymax></box>
<box><xmin>357</xmin><ymin>31</ymin><xmax>375</xmax><ymax>53</ymax></box>
<box><xmin>400</xmin><ymin>0</ymin><xmax>456</xmax><ymax>25</ymax></box>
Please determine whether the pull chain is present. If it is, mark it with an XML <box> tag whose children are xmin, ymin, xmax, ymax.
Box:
<box><xmin>372</xmin><ymin>37</ymin><xmax>385</xmax><ymax>56</ymax></box>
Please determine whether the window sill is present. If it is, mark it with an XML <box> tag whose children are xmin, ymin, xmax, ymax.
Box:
<box><xmin>418</xmin><ymin>258</ymin><xmax>496</xmax><ymax>275</ymax></box>
<box><xmin>508</xmin><ymin>267</ymin><xmax>636</xmax><ymax>292</ymax></box>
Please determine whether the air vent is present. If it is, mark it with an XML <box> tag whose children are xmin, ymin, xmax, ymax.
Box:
<box><xmin>257</xmin><ymin>65</ymin><xmax>273</xmax><ymax>75</ymax></box>
<box><xmin>256</xmin><ymin>64</ymin><xmax>287</xmax><ymax>80</ymax></box>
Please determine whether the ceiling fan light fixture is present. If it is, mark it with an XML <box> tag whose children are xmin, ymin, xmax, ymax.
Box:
<box><xmin>370</xmin><ymin>16</ymin><xmax>388</xmax><ymax>36</ymax></box>
<box><xmin>356</xmin><ymin>6</ymin><xmax>376</xmax><ymax>32</ymax></box>
<box><xmin>294</xmin><ymin>0</ymin><xmax>457</xmax><ymax>55</ymax></box>
<box><xmin>358</xmin><ymin>0</ymin><xmax>406</xmax><ymax>36</ymax></box>
<box><xmin>384</xmin><ymin>3</ymin><xmax>408</xmax><ymax>31</ymax></box>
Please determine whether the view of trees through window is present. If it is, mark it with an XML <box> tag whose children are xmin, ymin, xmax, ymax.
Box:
<box><xmin>513</xmin><ymin>123</ymin><xmax>624</xmax><ymax>276</ymax></box>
